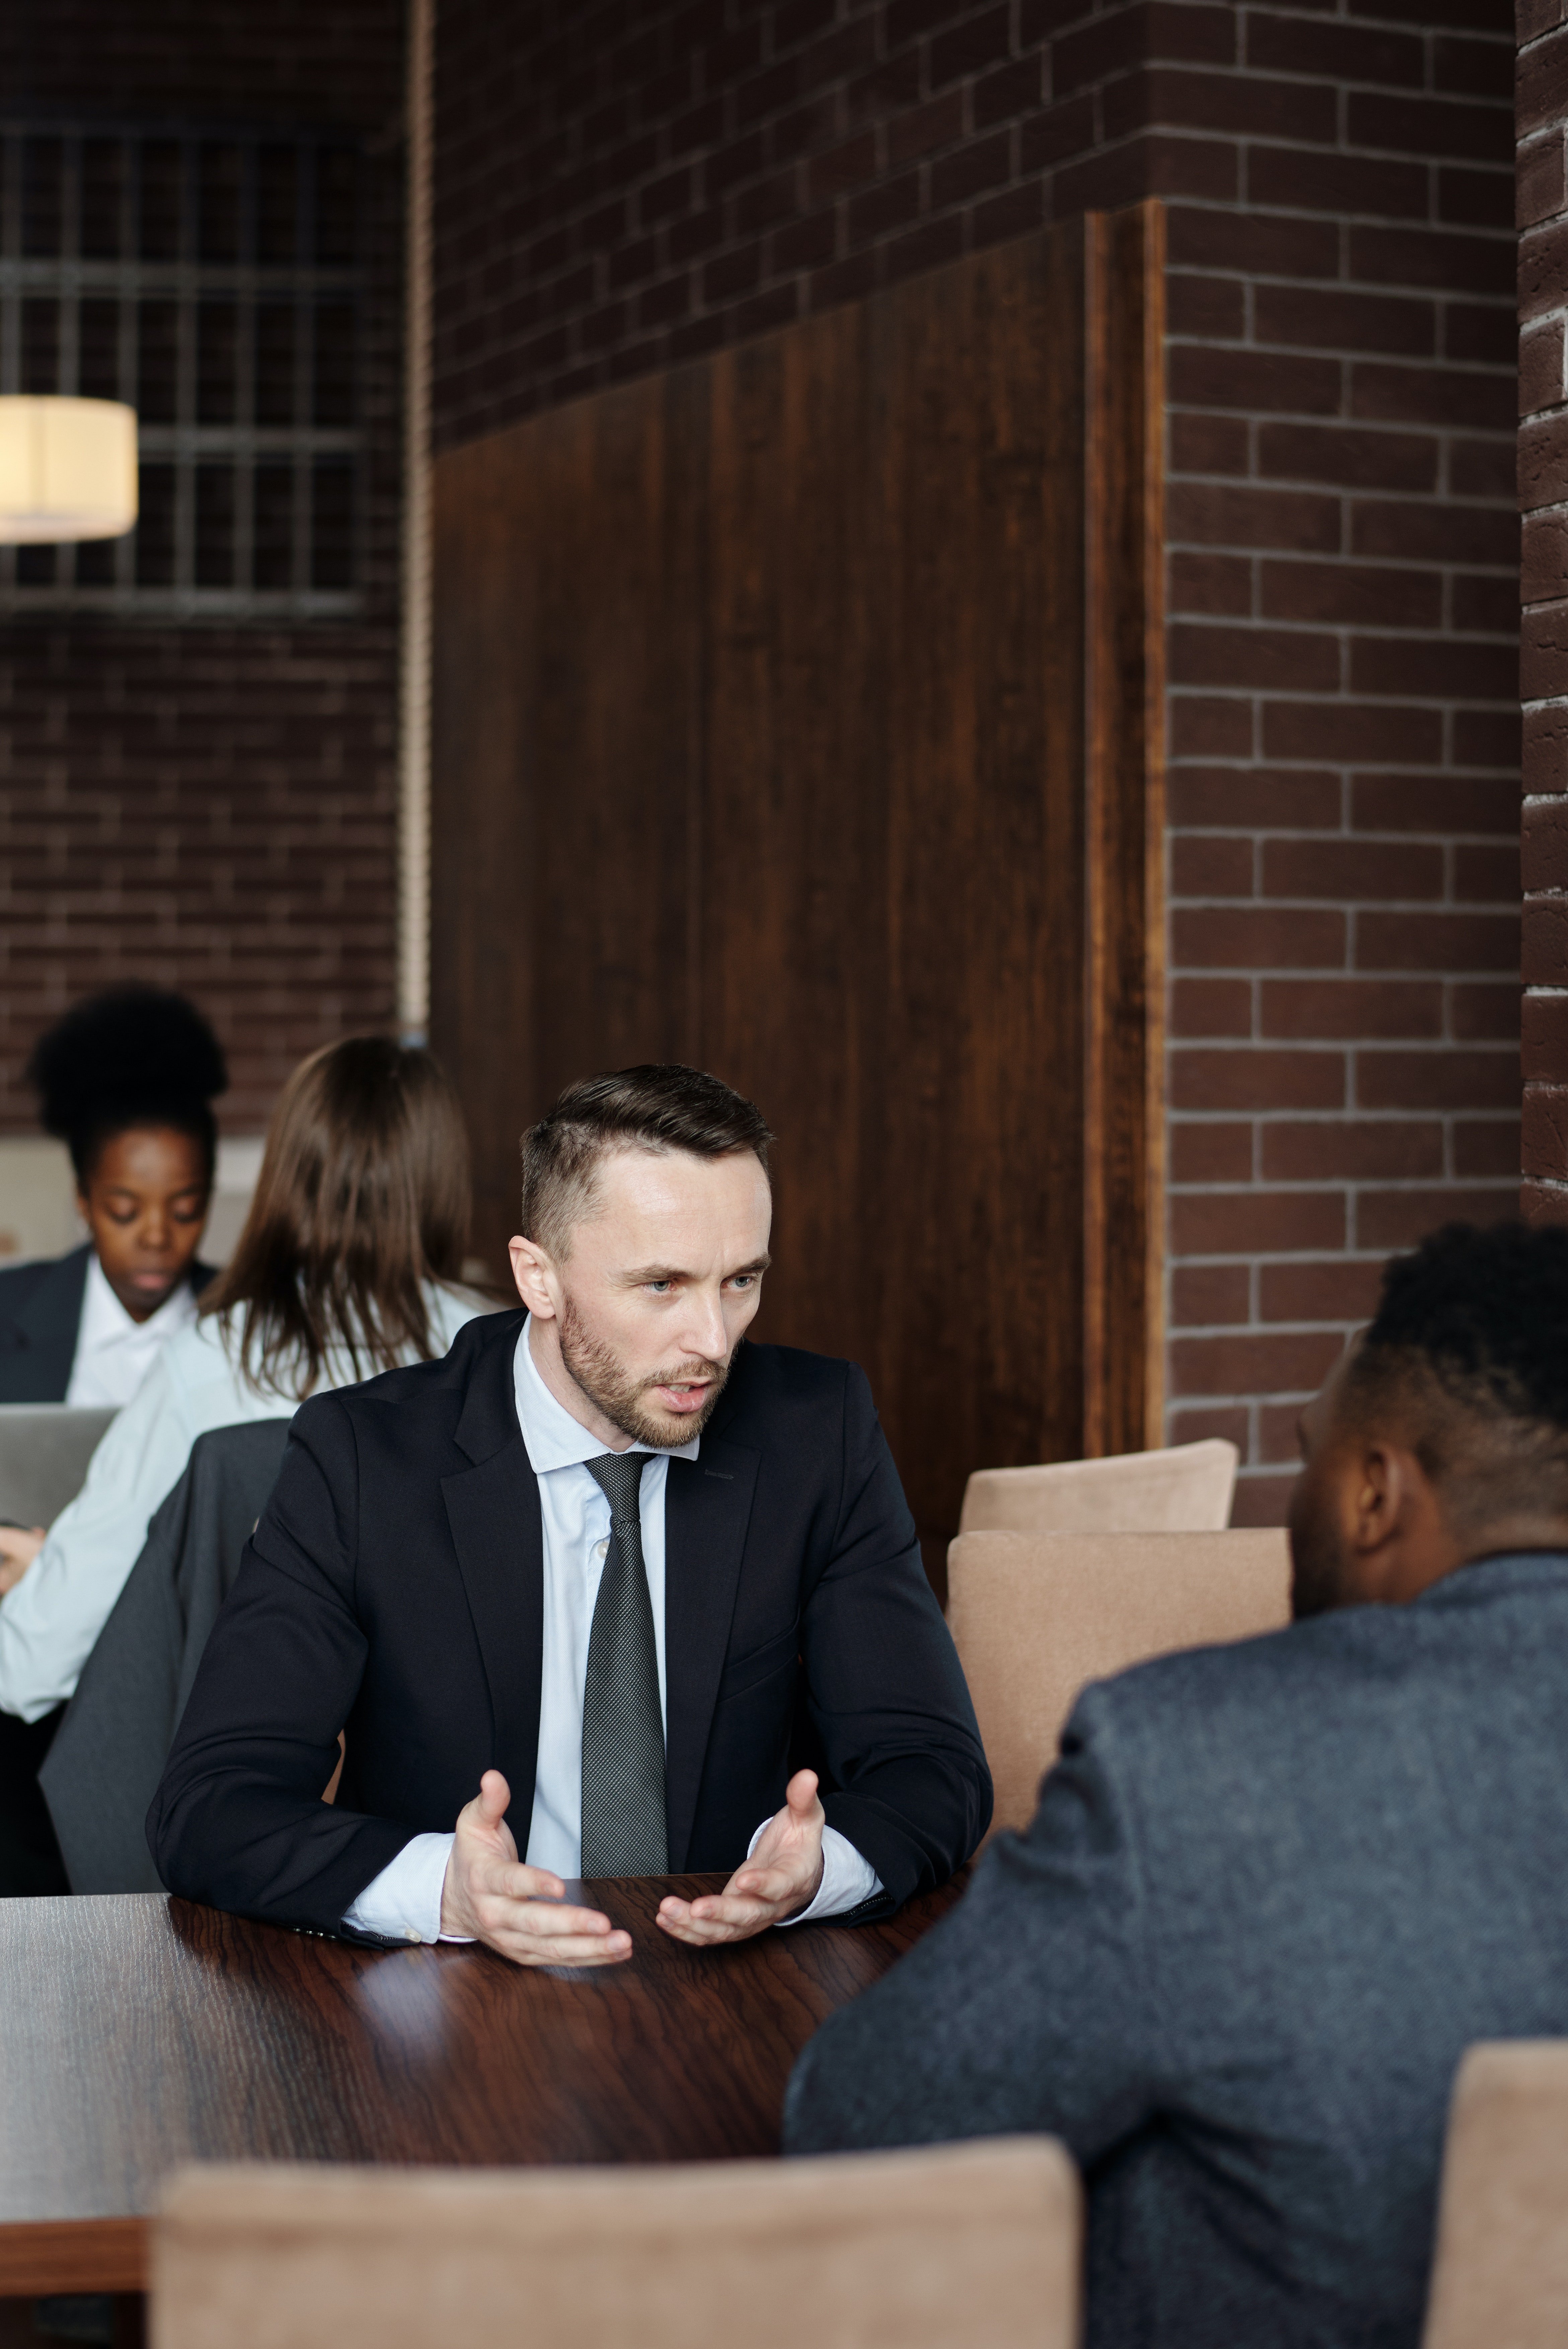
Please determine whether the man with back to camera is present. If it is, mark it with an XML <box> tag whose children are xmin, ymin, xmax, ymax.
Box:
<box><xmin>149</xmin><ymin>1064</ymin><xmax>991</xmax><ymax>1959</ymax></box>
<box><xmin>785</xmin><ymin>1220</ymin><xmax>1568</xmax><ymax>2349</ymax></box>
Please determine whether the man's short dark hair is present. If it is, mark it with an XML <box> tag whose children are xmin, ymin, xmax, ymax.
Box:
<box><xmin>1346</xmin><ymin>1221</ymin><xmax>1568</xmax><ymax>1530</ymax></box>
<box><xmin>520</xmin><ymin>1064</ymin><xmax>773</xmax><ymax>1259</ymax></box>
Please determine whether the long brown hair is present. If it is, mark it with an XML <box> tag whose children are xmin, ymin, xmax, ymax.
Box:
<box><xmin>202</xmin><ymin>1036</ymin><xmax>471</xmax><ymax>1398</ymax></box>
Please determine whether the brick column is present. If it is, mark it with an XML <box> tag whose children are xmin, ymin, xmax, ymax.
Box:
<box><xmin>1521</xmin><ymin>3</ymin><xmax>1568</xmax><ymax>1219</ymax></box>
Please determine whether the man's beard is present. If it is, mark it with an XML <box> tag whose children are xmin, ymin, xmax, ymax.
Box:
<box><xmin>558</xmin><ymin>1293</ymin><xmax>732</xmax><ymax>1449</ymax></box>
<box><xmin>1287</xmin><ymin>1475</ymin><xmax>1354</xmax><ymax>1621</ymax></box>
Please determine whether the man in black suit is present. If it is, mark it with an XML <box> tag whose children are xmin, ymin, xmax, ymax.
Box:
<box><xmin>150</xmin><ymin>1065</ymin><xmax>990</xmax><ymax>1961</ymax></box>
<box><xmin>785</xmin><ymin>1219</ymin><xmax>1568</xmax><ymax>2349</ymax></box>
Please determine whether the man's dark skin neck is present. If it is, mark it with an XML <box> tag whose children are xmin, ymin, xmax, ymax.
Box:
<box><xmin>1290</xmin><ymin>1352</ymin><xmax>1568</xmax><ymax>1617</ymax></box>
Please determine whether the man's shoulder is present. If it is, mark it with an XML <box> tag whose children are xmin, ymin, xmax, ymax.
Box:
<box><xmin>292</xmin><ymin>1306</ymin><xmax>524</xmax><ymax>1446</ymax></box>
<box><xmin>715</xmin><ymin>1339</ymin><xmax>868</xmax><ymax>1434</ymax></box>
<box><xmin>1075</xmin><ymin>1563</ymin><xmax>1568</xmax><ymax>1795</ymax></box>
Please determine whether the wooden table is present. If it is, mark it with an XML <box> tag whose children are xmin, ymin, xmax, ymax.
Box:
<box><xmin>0</xmin><ymin>1875</ymin><xmax>960</xmax><ymax>2296</ymax></box>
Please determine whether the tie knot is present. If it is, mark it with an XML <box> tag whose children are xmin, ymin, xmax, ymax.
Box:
<box><xmin>585</xmin><ymin>1450</ymin><xmax>648</xmax><ymax>1525</ymax></box>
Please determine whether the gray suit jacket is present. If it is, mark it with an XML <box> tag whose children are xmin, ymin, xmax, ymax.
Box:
<box><xmin>784</xmin><ymin>1551</ymin><xmax>1568</xmax><ymax>2349</ymax></box>
<box><xmin>40</xmin><ymin>1420</ymin><xmax>291</xmax><ymax>1892</ymax></box>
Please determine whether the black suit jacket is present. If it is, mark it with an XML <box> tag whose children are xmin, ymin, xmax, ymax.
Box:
<box><xmin>148</xmin><ymin>1310</ymin><xmax>991</xmax><ymax>1937</ymax></box>
<box><xmin>0</xmin><ymin>1245</ymin><xmax>217</xmax><ymax>1402</ymax></box>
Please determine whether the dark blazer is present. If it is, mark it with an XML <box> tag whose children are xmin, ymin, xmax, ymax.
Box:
<box><xmin>784</xmin><ymin>1552</ymin><xmax>1568</xmax><ymax>2349</ymax></box>
<box><xmin>0</xmin><ymin>1245</ymin><xmax>217</xmax><ymax>1403</ymax></box>
<box><xmin>42</xmin><ymin>1419</ymin><xmax>292</xmax><ymax>1894</ymax></box>
<box><xmin>148</xmin><ymin>1309</ymin><xmax>991</xmax><ymax>1938</ymax></box>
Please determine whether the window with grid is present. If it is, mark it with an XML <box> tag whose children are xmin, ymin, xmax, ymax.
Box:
<box><xmin>0</xmin><ymin>122</ymin><xmax>366</xmax><ymax>620</ymax></box>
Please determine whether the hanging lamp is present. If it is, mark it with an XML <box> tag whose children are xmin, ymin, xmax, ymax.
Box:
<box><xmin>0</xmin><ymin>396</ymin><xmax>138</xmax><ymax>542</ymax></box>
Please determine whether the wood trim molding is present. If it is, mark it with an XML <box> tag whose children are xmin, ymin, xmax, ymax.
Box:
<box><xmin>1082</xmin><ymin>199</ymin><xmax>1167</xmax><ymax>1457</ymax></box>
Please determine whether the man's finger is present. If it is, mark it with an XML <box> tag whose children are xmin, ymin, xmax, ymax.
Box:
<box><xmin>475</xmin><ymin>1889</ymin><xmax>613</xmax><ymax>1936</ymax></box>
<box><xmin>472</xmin><ymin>1859</ymin><xmax>568</xmax><ymax>1905</ymax></box>
<box><xmin>500</xmin><ymin>1930</ymin><xmax>633</xmax><ymax>1968</ymax></box>
<box><xmin>474</xmin><ymin>1768</ymin><xmax>512</xmax><ymax>1831</ymax></box>
<box><xmin>658</xmin><ymin>1891</ymin><xmax>772</xmax><ymax>1933</ymax></box>
<box><xmin>655</xmin><ymin>1901</ymin><xmax>765</xmax><ymax>1946</ymax></box>
<box><xmin>784</xmin><ymin>1767</ymin><xmax>821</xmax><ymax>1821</ymax></box>
<box><xmin>717</xmin><ymin>1866</ymin><xmax>794</xmax><ymax>1903</ymax></box>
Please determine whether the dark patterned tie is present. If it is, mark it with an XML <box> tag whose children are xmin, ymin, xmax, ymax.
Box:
<box><xmin>580</xmin><ymin>1450</ymin><xmax>667</xmax><ymax>1877</ymax></box>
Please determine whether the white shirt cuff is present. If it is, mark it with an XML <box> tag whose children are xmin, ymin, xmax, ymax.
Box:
<box><xmin>746</xmin><ymin>1819</ymin><xmax>883</xmax><ymax>1925</ymax></box>
<box><xmin>342</xmin><ymin>1831</ymin><xmax>458</xmax><ymax>1944</ymax></box>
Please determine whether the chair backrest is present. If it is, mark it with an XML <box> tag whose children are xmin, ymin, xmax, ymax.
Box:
<box><xmin>1421</xmin><ymin>2041</ymin><xmax>1568</xmax><ymax>2349</ymax></box>
<box><xmin>152</xmin><ymin>2139</ymin><xmax>1082</xmax><ymax>2349</ymax></box>
<box><xmin>948</xmin><ymin>1527</ymin><xmax>1292</xmax><ymax>1836</ymax></box>
<box><xmin>959</xmin><ymin>1437</ymin><xmax>1238</xmax><ymax>1536</ymax></box>
<box><xmin>39</xmin><ymin>1417</ymin><xmax>292</xmax><ymax>1893</ymax></box>
<box><xmin>0</xmin><ymin>1402</ymin><xmax>117</xmax><ymax>1527</ymax></box>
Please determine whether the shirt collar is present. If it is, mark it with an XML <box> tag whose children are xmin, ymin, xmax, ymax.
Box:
<box><xmin>79</xmin><ymin>1249</ymin><xmax>198</xmax><ymax>1352</ymax></box>
<box><xmin>513</xmin><ymin>1313</ymin><xmax>701</xmax><ymax>1472</ymax></box>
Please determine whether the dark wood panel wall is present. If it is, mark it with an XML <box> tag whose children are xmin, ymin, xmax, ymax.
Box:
<box><xmin>431</xmin><ymin>202</ymin><xmax>1165</xmax><ymax>1578</ymax></box>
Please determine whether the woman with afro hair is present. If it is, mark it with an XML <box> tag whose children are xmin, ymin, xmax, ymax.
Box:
<box><xmin>0</xmin><ymin>987</ymin><xmax>227</xmax><ymax>1407</ymax></box>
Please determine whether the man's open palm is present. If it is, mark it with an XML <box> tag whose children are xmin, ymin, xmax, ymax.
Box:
<box><xmin>655</xmin><ymin>1768</ymin><xmax>826</xmax><ymax>1946</ymax></box>
<box><xmin>440</xmin><ymin>1769</ymin><xmax>633</xmax><ymax>1968</ymax></box>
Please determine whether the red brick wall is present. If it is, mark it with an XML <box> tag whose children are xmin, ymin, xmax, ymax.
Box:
<box><xmin>431</xmin><ymin>0</ymin><xmax>1519</xmax><ymax>1517</ymax></box>
<box><xmin>1160</xmin><ymin>8</ymin><xmax>1518</xmax><ymax>1518</ymax></box>
<box><xmin>1520</xmin><ymin>0</ymin><xmax>1568</xmax><ymax>1223</ymax></box>
<box><xmin>0</xmin><ymin>0</ymin><xmax>404</xmax><ymax>1138</ymax></box>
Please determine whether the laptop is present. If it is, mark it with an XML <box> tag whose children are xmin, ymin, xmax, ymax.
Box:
<box><xmin>0</xmin><ymin>1405</ymin><xmax>118</xmax><ymax>1529</ymax></box>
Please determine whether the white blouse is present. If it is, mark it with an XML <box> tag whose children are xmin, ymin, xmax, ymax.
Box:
<box><xmin>64</xmin><ymin>1251</ymin><xmax>200</xmax><ymax>1409</ymax></box>
<box><xmin>0</xmin><ymin>1282</ymin><xmax>492</xmax><ymax>1723</ymax></box>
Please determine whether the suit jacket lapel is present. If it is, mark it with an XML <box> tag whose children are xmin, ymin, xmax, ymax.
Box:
<box><xmin>440</xmin><ymin>1314</ymin><xmax>544</xmax><ymax>1837</ymax></box>
<box><xmin>1</xmin><ymin>1246</ymin><xmax>90</xmax><ymax>1400</ymax></box>
<box><xmin>663</xmin><ymin>1432</ymin><xmax>760</xmax><ymax>1871</ymax></box>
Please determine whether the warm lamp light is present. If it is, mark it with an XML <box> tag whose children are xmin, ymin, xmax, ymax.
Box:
<box><xmin>0</xmin><ymin>396</ymin><xmax>139</xmax><ymax>543</ymax></box>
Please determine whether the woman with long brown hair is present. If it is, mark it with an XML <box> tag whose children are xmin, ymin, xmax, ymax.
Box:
<box><xmin>0</xmin><ymin>1036</ymin><xmax>488</xmax><ymax>1747</ymax></box>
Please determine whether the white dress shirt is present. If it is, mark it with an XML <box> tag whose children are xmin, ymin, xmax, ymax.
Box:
<box><xmin>64</xmin><ymin>1251</ymin><xmax>199</xmax><ymax>1408</ymax></box>
<box><xmin>0</xmin><ymin>1282</ymin><xmax>487</xmax><ymax>1723</ymax></box>
<box><xmin>344</xmin><ymin>1316</ymin><xmax>882</xmax><ymax>1943</ymax></box>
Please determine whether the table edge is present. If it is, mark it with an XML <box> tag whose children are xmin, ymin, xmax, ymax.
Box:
<box><xmin>0</xmin><ymin>2216</ymin><xmax>146</xmax><ymax>2295</ymax></box>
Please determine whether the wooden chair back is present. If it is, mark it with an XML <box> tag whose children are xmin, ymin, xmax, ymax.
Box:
<box><xmin>948</xmin><ymin>1527</ymin><xmax>1292</xmax><ymax>1835</ymax></box>
<box><xmin>151</xmin><ymin>2139</ymin><xmax>1083</xmax><ymax>2349</ymax></box>
<box><xmin>959</xmin><ymin>1437</ymin><xmax>1238</xmax><ymax>1536</ymax></box>
<box><xmin>1422</xmin><ymin>2042</ymin><xmax>1568</xmax><ymax>2349</ymax></box>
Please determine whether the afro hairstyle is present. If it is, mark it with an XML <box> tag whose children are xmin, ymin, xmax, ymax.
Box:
<box><xmin>1345</xmin><ymin>1221</ymin><xmax>1568</xmax><ymax>1524</ymax></box>
<box><xmin>26</xmin><ymin>986</ymin><xmax>227</xmax><ymax>1184</ymax></box>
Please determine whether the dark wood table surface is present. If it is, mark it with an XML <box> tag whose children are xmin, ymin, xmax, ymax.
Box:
<box><xmin>0</xmin><ymin>1874</ymin><xmax>961</xmax><ymax>2295</ymax></box>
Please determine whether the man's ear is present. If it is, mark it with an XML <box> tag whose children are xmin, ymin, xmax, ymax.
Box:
<box><xmin>1347</xmin><ymin>1442</ymin><xmax>1405</xmax><ymax>1554</ymax></box>
<box><xmin>1346</xmin><ymin>1439</ymin><xmax>1447</xmax><ymax>1605</ymax></box>
<box><xmin>508</xmin><ymin>1235</ymin><xmax>559</xmax><ymax>1318</ymax></box>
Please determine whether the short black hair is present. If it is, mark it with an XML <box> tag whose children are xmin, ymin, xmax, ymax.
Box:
<box><xmin>520</xmin><ymin>1064</ymin><xmax>772</xmax><ymax>1257</ymax></box>
<box><xmin>1346</xmin><ymin>1221</ymin><xmax>1568</xmax><ymax>1525</ymax></box>
<box><xmin>26</xmin><ymin>986</ymin><xmax>228</xmax><ymax>1186</ymax></box>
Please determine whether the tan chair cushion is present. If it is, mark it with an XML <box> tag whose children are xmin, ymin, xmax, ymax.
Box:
<box><xmin>959</xmin><ymin>1437</ymin><xmax>1238</xmax><ymax>1536</ymax></box>
<box><xmin>948</xmin><ymin>1527</ymin><xmax>1292</xmax><ymax>1836</ymax></box>
<box><xmin>1422</xmin><ymin>2041</ymin><xmax>1568</xmax><ymax>2349</ymax></box>
<box><xmin>152</xmin><ymin>2138</ymin><xmax>1082</xmax><ymax>2349</ymax></box>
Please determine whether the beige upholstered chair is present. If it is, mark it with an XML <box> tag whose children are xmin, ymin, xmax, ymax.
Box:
<box><xmin>1421</xmin><ymin>2042</ymin><xmax>1568</xmax><ymax>2349</ymax></box>
<box><xmin>959</xmin><ymin>1436</ymin><xmax>1238</xmax><ymax>1536</ymax></box>
<box><xmin>151</xmin><ymin>2139</ymin><xmax>1082</xmax><ymax>2349</ymax></box>
<box><xmin>948</xmin><ymin>1527</ymin><xmax>1292</xmax><ymax>1836</ymax></box>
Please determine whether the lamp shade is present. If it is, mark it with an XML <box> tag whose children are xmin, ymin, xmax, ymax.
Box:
<box><xmin>0</xmin><ymin>396</ymin><xmax>138</xmax><ymax>542</ymax></box>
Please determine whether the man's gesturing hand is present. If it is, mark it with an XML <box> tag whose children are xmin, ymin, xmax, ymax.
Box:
<box><xmin>655</xmin><ymin>1768</ymin><xmax>825</xmax><ymax>1947</ymax></box>
<box><xmin>440</xmin><ymin>1770</ymin><xmax>632</xmax><ymax>1968</ymax></box>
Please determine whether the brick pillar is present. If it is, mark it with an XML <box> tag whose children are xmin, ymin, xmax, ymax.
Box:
<box><xmin>1521</xmin><ymin>3</ymin><xmax>1568</xmax><ymax>1219</ymax></box>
